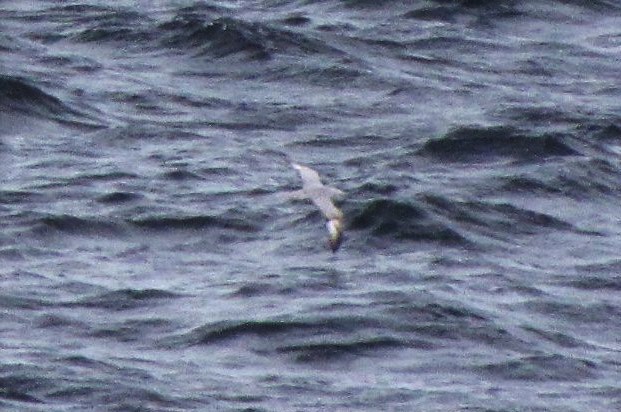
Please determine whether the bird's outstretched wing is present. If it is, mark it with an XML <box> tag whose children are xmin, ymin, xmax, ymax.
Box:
<box><xmin>292</xmin><ymin>163</ymin><xmax>322</xmax><ymax>189</ymax></box>
<box><xmin>289</xmin><ymin>162</ymin><xmax>345</xmax><ymax>252</ymax></box>
<box><xmin>311</xmin><ymin>194</ymin><xmax>343</xmax><ymax>221</ymax></box>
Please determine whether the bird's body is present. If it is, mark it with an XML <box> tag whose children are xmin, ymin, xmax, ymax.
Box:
<box><xmin>289</xmin><ymin>163</ymin><xmax>345</xmax><ymax>252</ymax></box>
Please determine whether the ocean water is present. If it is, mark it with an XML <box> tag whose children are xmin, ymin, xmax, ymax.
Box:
<box><xmin>1</xmin><ymin>1</ymin><xmax>621</xmax><ymax>410</ymax></box>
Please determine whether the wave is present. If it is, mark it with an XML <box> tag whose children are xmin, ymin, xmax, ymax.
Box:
<box><xmin>193</xmin><ymin>319</ymin><xmax>318</xmax><ymax>344</ymax></box>
<box><xmin>497</xmin><ymin>157</ymin><xmax>621</xmax><ymax>200</ymax></box>
<box><xmin>276</xmin><ymin>337</ymin><xmax>406</xmax><ymax>363</ymax></box>
<box><xmin>419</xmin><ymin>126</ymin><xmax>579</xmax><ymax>163</ymax></box>
<box><xmin>346</xmin><ymin>194</ymin><xmax>585</xmax><ymax>250</ymax></box>
<box><xmin>131</xmin><ymin>214</ymin><xmax>260</xmax><ymax>232</ymax></box>
<box><xmin>0</xmin><ymin>356</ymin><xmax>187</xmax><ymax>409</ymax></box>
<box><xmin>349</xmin><ymin>198</ymin><xmax>469</xmax><ymax>246</ymax></box>
<box><xmin>0</xmin><ymin>75</ymin><xmax>103</xmax><ymax>130</ymax></box>
<box><xmin>159</xmin><ymin>298</ymin><xmax>531</xmax><ymax>363</ymax></box>
<box><xmin>34</xmin><ymin>3</ymin><xmax>339</xmax><ymax>63</ymax></box>
<box><xmin>524</xmin><ymin>299</ymin><xmax>621</xmax><ymax>325</ymax></box>
<box><xmin>0</xmin><ymin>76</ymin><xmax>64</xmax><ymax>115</ymax></box>
<box><xmin>522</xmin><ymin>325</ymin><xmax>588</xmax><ymax>349</ymax></box>
<box><xmin>88</xmin><ymin>124</ymin><xmax>209</xmax><ymax>144</ymax></box>
<box><xmin>35</xmin><ymin>215</ymin><xmax>126</xmax><ymax>237</ymax></box>
<box><xmin>478</xmin><ymin>354</ymin><xmax>596</xmax><ymax>381</ymax></box>
<box><xmin>0</xmin><ymin>190</ymin><xmax>46</xmax><ymax>205</ymax></box>
<box><xmin>28</xmin><ymin>208</ymin><xmax>263</xmax><ymax>238</ymax></box>
<box><xmin>35</xmin><ymin>314</ymin><xmax>90</xmax><ymax>329</ymax></box>
<box><xmin>161</xmin><ymin>315</ymin><xmax>385</xmax><ymax>348</ymax></box>
<box><xmin>568</xmin><ymin>275</ymin><xmax>621</xmax><ymax>292</ymax></box>
<box><xmin>423</xmin><ymin>194</ymin><xmax>577</xmax><ymax>236</ymax></box>
<box><xmin>0</xmin><ymin>293</ymin><xmax>52</xmax><ymax>310</ymax></box>
<box><xmin>0</xmin><ymin>373</ymin><xmax>46</xmax><ymax>404</ymax></box>
<box><xmin>96</xmin><ymin>191</ymin><xmax>143</xmax><ymax>204</ymax></box>
<box><xmin>403</xmin><ymin>3</ymin><xmax>521</xmax><ymax>22</ymax></box>
<box><xmin>404</xmin><ymin>0</ymin><xmax>621</xmax><ymax>23</ymax></box>
<box><xmin>64</xmin><ymin>288</ymin><xmax>180</xmax><ymax>311</ymax></box>
<box><xmin>228</xmin><ymin>282</ymin><xmax>280</xmax><ymax>298</ymax></box>
<box><xmin>160</xmin><ymin>319</ymin><xmax>315</xmax><ymax>349</ymax></box>
<box><xmin>159</xmin><ymin>14</ymin><xmax>335</xmax><ymax>61</ymax></box>
<box><xmin>90</xmin><ymin>318</ymin><xmax>177</xmax><ymax>342</ymax></box>
<box><xmin>37</xmin><ymin>4</ymin><xmax>153</xmax><ymax>45</ymax></box>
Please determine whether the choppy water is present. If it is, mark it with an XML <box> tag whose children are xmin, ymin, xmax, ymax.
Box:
<box><xmin>2</xmin><ymin>1</ymin><xmax>621</xmax><ymax>410</ymax></box>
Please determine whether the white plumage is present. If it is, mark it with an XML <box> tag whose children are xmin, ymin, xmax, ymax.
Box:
<box><xmin>289</xmin><ymin>163</ymin><xmax>345</xmax><ymax>252</ymax></box>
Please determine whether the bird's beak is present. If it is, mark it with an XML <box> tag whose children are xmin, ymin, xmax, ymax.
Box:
<box><xmin>326</xmin><ymin>219</ymin><xmax>343</xmax><ymax>252</ymax></box>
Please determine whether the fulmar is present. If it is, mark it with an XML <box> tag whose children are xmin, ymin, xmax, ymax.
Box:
<box><xmin>288</xmin><ymin>163</ymin><xmax>345</xmax><ymax>252</ymax></box>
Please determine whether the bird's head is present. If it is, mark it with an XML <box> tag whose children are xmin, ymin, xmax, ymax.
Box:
<box><xmin>326</xmin><ymin>218</ymin><xmax>344</xmax><ymax>252</ymax></box>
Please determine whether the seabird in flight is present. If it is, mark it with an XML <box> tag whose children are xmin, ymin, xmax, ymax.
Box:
<box><xmin>288</xmin><ymin>163</ymin><xmax>345</xmax><ymax>252</ymax></box>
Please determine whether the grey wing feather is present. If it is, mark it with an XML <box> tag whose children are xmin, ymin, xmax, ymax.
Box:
<box><xmin>292</xmin><ymin>163</ymin><xmax>323</xmax><ymax>188</ymax></box>
<box><xmin>291</xmin><ymin>162</ymin><xmax>345</xmax><ymax>220</ymax></box>
<box><xmin>311</xmin><ymin>195</ymin><xmax>343</xmax><ymax>220</ymax></box>
<box><xmin>326</xmin><ymin>186</ymin><xmax>345</xmax><ymax>199</ymax></box>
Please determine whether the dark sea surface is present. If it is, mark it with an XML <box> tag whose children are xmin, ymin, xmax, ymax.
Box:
<box><xmin>1</xmin><ymin>0</ymin><xmax>621</xmax><ymax>410</ymax></box>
